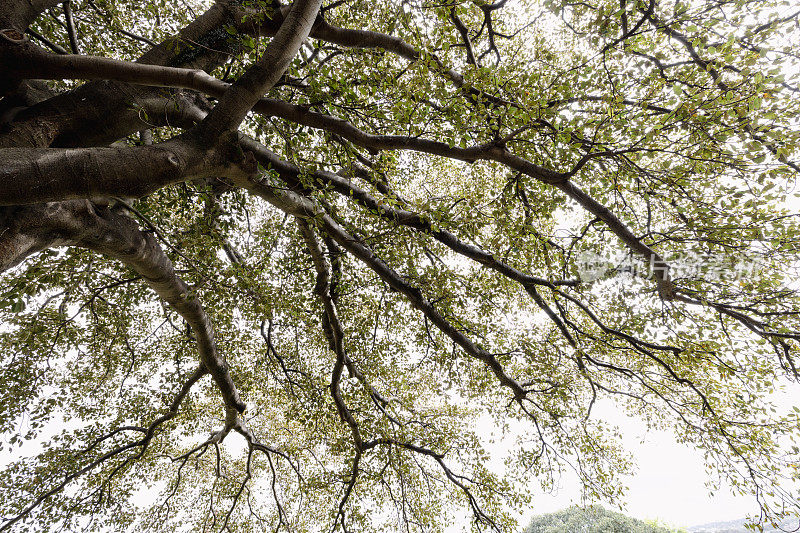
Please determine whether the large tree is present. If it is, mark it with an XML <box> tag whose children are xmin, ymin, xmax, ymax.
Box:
<box><xmin>525</xmin><ymin>506</ymin><xmax>681</xmax><ymax>533</ymax></box>
<box><xmin>1</xmin><ymin>0</ymin><xmax>799</xmax><ymax>530</ymax></box>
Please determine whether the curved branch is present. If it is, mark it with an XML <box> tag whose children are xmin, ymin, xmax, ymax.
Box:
<box><xmin>0</xmin><ymin>36</ymin><xmax>228</xmax><ymax>92</ymax></box>
<box><xmin>62</xmin><ymin>1</ymin><xmax>79</xmax><ymax>54</ymax></box>
<box><xmin>297</xmin><ymin>217</ymin><xmax>363</xmax><ymax>448</ymax></box>
<box><xmin>199</xmin><ymin>0</ymin><xmax>323</xmax><ymax>140</ymax></box>
<box><xmin>27</xmin><ymin>200</ymin><xmax>246</xmax><ymax>412</ymax></box>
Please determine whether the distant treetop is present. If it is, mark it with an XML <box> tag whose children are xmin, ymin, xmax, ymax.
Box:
<box><xmin>526</xmin><ymin>506</ymin><xmax>685</xmax><ymax>533</ymax></box>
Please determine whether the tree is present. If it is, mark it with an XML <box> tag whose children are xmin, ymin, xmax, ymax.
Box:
<box><xmin>525</xmin><ymin>506</ymin><xmax>684</xmax><ymax>533</ymax></box>
<box><xmin>0</xmin><ymin>0</ymin><xmax>799</xmax><ymax>530</ymax></box>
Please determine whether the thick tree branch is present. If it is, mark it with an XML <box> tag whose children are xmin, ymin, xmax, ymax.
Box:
<box><xmin>62</xmin><ymin>1</ymin><xmax>79</xmax><ymax>54</ymax></box>
<box><xmin>0</xmin><ymin>204</ymin><xmax>67</xmax><ymax>270</ymax></box>
<box><xmin>252</xmin><ymin>98</ymin><xmax>564</xmax><ymax>182</ymax></box>
<box><xmin>0</xmin><ymin>0</ymin><xmax>63</xmax><ymax>31</ymax></box>
<box><xmin>0</xmin><ymin>143</ymin><xmax>185</xmax><ymax>204</ymax></box>
<box><xmin>0</xmin><ymin>135</ymin><xmax>249</xmax><ymax>205</ymax></box>
<box><xmin>74</xmin><ymin>207</ymin><xmax>247</xmax><ymax>413</ymax></box>
<box><xmin>450</xmin><ymin>8</ymin><xmax>477</xmax><ymax>66</ymax></box>
<box><xmin>199</xmin><ymin>0</ymin><xmax>322</xmax><ymax>141</ymax></box>
<box><xmin>233</xmin><ymin>7</ymin><xmax>516</xmax><ymax>108</ymax></box>
<box><xmin>0</xmin><ymin>0</ymin><xmax>243</xmax><ymax>148</ymax></box>
<box><xmin>0</xmin><ymin>37</ymin><xmax>227</xmax><ymax>93</ymax></box>
<box><xmin>0</xmin><ymin>200</ymin><xmax>246</xmax><ymax>412</ymax></box>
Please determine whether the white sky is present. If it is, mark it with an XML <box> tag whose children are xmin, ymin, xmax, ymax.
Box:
<box><xmin>515</xmin><ymin>383</ymin><xmax>800</xmax><ymax>530</ymax></box>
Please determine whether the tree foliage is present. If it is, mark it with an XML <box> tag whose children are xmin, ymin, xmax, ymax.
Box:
<box><xmin>1</xmin><ymin>0</ymin><xmax>799</xmax><ymax>531</ymax></box>
<box><xmin>525</xmin><ymin>506</ymin><xmax>684</xmax><ymax>533</ymax></box>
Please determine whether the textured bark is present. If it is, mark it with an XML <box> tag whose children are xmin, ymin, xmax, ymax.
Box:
<box><xmin>0</xmin><ymin>139</ymin><xmax>208</xmax><ymax>204</ymax></box>
<box><xmin>0</xmin><ymin>0</ymin><xmax>63</xmax><ymax>32</ymax></box>
<box><xmin>0</xmin><ymin>204</ymin><xmax>66</xmax><ymax>270</ymax></box>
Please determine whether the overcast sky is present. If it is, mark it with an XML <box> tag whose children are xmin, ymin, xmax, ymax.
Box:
<box><xmin>520</xmin><ymin>383</ymin><xmax>800</xmax><ymax>530</ymax></box>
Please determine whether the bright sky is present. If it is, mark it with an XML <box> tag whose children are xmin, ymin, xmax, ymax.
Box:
<box><xmin>518</xmin><ymin>383</ymin><xmax>800</xmax><ymax>530</ymax></box>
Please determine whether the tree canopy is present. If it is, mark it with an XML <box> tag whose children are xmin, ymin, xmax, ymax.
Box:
<box><xmin>525</xmin><ymin>506</ymin><xmax>683</xmax><ymax>533</ymax></box>
<box><xmin>1</xmin><ymin>0</ymin><xmax>800</xmax><ymax>531</ymax></box>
